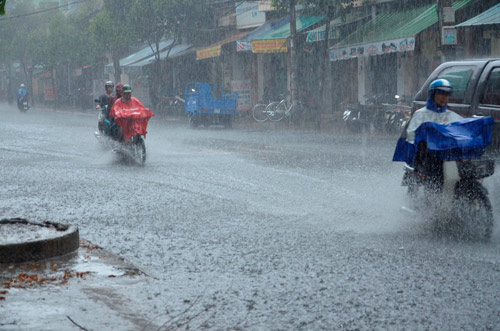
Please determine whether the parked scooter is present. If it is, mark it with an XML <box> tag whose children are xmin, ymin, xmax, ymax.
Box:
<box><xmin>343</xmin><ymin>94</ymin><xmax>396</xmax><ymax>133</ymax></box>
<box><xmin>159</xmin><ymin>94</ymin><xmax>185</xmax><ymax>117</ymax></box>
<box><xmin>397</xmin><ymin>117</ymin><xmax>495</xmax><ymax>241</ymax></box>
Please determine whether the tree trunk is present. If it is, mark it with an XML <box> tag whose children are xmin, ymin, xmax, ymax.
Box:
<box><xmin>112</xmin><ymin>50</ymin><xmax>122</xmax><ymax>82</ymax></box>
<box><xmin>50</xmin><ymin>67</ymin><xmax>56</xmax><ymax>108</ymax></box>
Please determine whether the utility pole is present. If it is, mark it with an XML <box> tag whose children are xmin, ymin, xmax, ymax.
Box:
<box><xmin>289</xmin><ymin>0</ymin><xmax>298</xmax><ymax>105</ymax></box>
<box><xmin>437</xmin><ymin>0</ymin><xmax>456</xmax><ymax>61</ymax></box>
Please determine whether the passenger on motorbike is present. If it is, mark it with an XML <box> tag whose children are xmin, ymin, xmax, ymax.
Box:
<box><xmin>107</xmin><ymin>83</ymin><xmax>123</xmax><ymax>118</ymax></box>
<box><xmin>394</xmin><ymin>79</ymin><xmax>463</xmax><ymax>188</ymax></box>
<box><xmin>17</xmin><ymin>84</ymin><xmax>28</xmax><ymax>109</ymax></box>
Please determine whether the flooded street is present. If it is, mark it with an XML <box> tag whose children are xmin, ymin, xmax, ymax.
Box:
<box><xmin>1</xmin><ymin>103</ymin><xmax>500</xmax><ymax>330</ymax></box>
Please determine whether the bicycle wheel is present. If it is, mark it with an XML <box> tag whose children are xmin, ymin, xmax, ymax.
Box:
<box><xmin>268</xmin><ymin>101</ymin><xmax>285</xmax><ymax>122</ymax></box>
<box><xmin>252</xmin><ymin>104</ymin><xmax>269</xmax><ymax>122</ymax></box>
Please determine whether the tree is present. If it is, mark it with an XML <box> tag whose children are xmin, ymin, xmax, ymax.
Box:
<box><xmin>90</xmin><ymin>0</ymin><xmax>136</xmax><ymax>82</ymax></box>
<box><xmin>129</xmin><ymin>0</ymin><xmax>214</xmax><ymax>108</ymax></box>
<box><xmin>271</xmin><ymin>0</ymin><xmax>299</xmax><ymax>106</ymax></box>
<box><xmin>0</xmin><ymin>0</ymin><xmax>6</xmax><ymax>16</ymax></box>
<box><xmin>299</xmin><ymin>0</ymin><xmax>354</xmax><ymax>115</ymax></box>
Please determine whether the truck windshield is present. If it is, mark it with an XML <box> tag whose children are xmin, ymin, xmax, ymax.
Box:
<box><xmin>437</xmin><ymin>66</ymin><xmax>474</xmax><ymax>103</ymax></box>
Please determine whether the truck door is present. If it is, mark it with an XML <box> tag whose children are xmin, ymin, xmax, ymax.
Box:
<box><xmin>474</xmin><ymin>61</ymin><xmax>500</xmax><ymax>153</ymax></box>
<box><xmin>474</xmin><ymin>62</ymin><xmax>500</xmax><ymax>121</ymax></box>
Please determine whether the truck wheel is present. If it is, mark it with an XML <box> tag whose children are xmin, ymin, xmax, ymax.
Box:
<box><xmin>189</xmin><ymin>115</ymin><xmax>200</xmax><ymax>128</ymax></box>
<box><xmin>223</xmin><ymin>116</ymin><xmax>232</xmax><ymax>129</ymax></box>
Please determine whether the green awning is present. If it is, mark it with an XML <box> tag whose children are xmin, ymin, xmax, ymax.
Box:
<box><xmin>457</xmin><ymin>3</ymin><xmax>500</xmax><ymax>27</ymax></box>
<box><xmin>330</xmin><ymin>0</ymin><xmax>476</xmax><ymax>60</ymax></box>
<box><xmin>253</xmin><ymin>15</ymin><xmax>324</xmax><ymax>41</ymax></box>
<box><xmin>306</xmin><ymin>14</ymin><xmax>369</xmax><ymax>43</ymax></box>
<box><xmin>336</xmin><ymin>0</ymin><xmax>474</xmax><ymax>47</ymax></box>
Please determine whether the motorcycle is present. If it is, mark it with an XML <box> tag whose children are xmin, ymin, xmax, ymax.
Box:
<box><xmin>396</xmin><ymin>117</ymin><xmax>495</xmax><ymax>241</ymax></box>
<box><xmin>343</xmin><ymin>94</ymin><xmax>397</xmax><ymax>133</ymax></box>
<box><xmin>159</xmin><ymin>95</ymin><xmax>185</xmax><ymax>117</ymax></box>
<box><xmin>17</xmin><ymin>96</ymin><xmax>30</xmax><ymax>112</ymax></box>
<box><xmin>94</xmin><ymin>99</ymin><xmax>154</xmax><ymax>165</ymax></box>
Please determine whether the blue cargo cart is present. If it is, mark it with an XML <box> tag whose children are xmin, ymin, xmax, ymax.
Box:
<box><xmin>185</xmin><ymin>82</ymin><xmax>238</xmax><ymax>128</ymax></box>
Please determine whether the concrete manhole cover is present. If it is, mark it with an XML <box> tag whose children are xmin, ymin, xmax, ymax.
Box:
<box><xmin>0</xmin><ymin>218</ymin><xmax>79</xmax><ymax>264</ymax></box>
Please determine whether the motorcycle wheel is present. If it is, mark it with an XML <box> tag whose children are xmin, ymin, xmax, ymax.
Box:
<box><xmin>452</xmin><ymin>185</ymin><xmax>493</xmax><ymax>242</ymax></box>
<box><xmin>132</xmin><ymin>136</ymin><xmax>146</xmax><ymax>165</ymax></box>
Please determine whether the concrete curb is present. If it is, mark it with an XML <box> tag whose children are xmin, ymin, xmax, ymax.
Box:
<box><xmin>0</xmin><ymin>218</ymin><xmax>79</xmax><ymax>264</ymax></box>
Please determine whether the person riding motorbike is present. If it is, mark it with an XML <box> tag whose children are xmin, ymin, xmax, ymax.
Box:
<box><xmin>109</xmin><ymin>84</ymin><xmax>152</xmax><ymax>141</ymax></box>
<box><xmin>97</xmin><ymin>81</ymin><xmax>114</xmax><ymax>132</ymax></box>
<box><xmin>393</xmin><ymin>79</ymin><xmax>463</xmax><ymax>189</ymax></box>
<box><xmin>96</xmin><ymin>81</ymin><xmax>114</xmax><ymax>109</ymax></box>
<box><xmin>17</xmin><ymin>84</ymin><xmax>28</xmax><ymax>109</ymax></box>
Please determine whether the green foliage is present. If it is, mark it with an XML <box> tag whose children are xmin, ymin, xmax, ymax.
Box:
<box><xmin>129</xmin><ymin>0</ymin><xmax>214</xmax><ymax>47</ymax></box>
<box><xmin>0</xmin><ymin>0</ymin><xmax>102</xmax><ymax>70</ymax></box>
<box><xmin>0</xmin><ymin>0</ymin><xmax>6</xmax><ymax>16</ymax></box>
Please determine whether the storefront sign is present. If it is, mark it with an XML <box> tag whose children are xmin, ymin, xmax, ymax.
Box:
<box><xmin>44</xmin><ymin>82</ymin><xmax>56</xmax><ymax>101</ymax></box>
<box><xmin>306</xmin><ymin>25</ymin><xmax>341</xmax><ymax>43</ymax></box>
<box><xmin>236</xmin><ymin>40</ymin><xmax>252</xmax><ymax>52</ymax></box>
<box><xmin>329</xmin><ymin>37</ymin><xmax>415</xmax><ymax>61</ymax></box>
<box><xmin>231</xmin><ymin>80</ymin><xmax>251</xmax><ymax>112</ymax></box>
<box><xmin>196</xmin><ymin>45</ymin><xmax>221</xmax><ymax>60</ymax></box>
<box><xmin>442</xmin><ymin>26</ymin><xmax>457</xmax><ymax>45</ymax></box>
<box><xmin>252</xmin><ymin>39</ymin><xmax>287</xmax><ymax>53</ymax></box>
<box><xmin>236</xmin><ymin>2</ymin><xmax>265</xmax><ymax>29</ymax></box>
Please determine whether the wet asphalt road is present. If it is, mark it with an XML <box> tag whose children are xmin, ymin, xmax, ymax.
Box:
<box><xmin>1</xmin><ymin>103</ymin><xmax>500</xmax><ymax>330</ymax></box>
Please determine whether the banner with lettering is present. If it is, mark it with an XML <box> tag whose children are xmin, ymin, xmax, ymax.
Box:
<box><xmin>329</xmin><ymin>37</ymin><xmax>415</xmax><ymax>61</ymax></box>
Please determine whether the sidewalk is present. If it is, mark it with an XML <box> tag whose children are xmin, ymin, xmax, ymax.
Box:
<box><xmin>0</xmin><ymin>239</ymin><xmax>164</xmax><ymax>331</ymax></box>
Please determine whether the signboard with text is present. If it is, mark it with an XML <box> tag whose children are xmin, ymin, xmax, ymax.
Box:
<box><xmin>236</xmin><ymin>2</ymin><xmax>265</xmax><ymax>29</ymax></box>
<box><xmin>252</xmin><ymin>39</ymin><xmax>287</xmax><ymax>53</ymax></box>
<box><xmin>197</xmin><ymin>45</ymin><xmax>222</xmax><ymax>60</ymax></box>
<box><xmin>329</xmin><ymin>37</ymin><xmax>415</xmax><ymax>61</ymax></box>
<box><xmin>442</xmin><ymin>26</ymin><xmax>457</xmax><ymax>45</ymax></box>
<box><xmin>231</xmin><ymin>80</ymin><xmax>251</xmax><ymax>112</ymax></box>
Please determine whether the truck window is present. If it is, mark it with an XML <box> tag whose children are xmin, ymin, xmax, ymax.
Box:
<box><xmin>437</xmin><ymin>66</ymin><xmax>474</xmax><ymax>103</ymax></box>
<box><xmin>480</xmin><ymin>67</ymin><xmax>500</xmax><ymax>107</ymax></box>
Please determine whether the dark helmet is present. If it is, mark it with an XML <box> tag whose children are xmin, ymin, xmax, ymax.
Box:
<box><xmin>429</xmin><ymin>79</ymin><xmax>452</xmax><ymax>95</ymax></box>
<box><xmin>122</xmin><ymin>84</ymin><xmax>132</xmax><ymax>93</ymax></box>
<box><xmin>115</xmin><ymin>83</ymin><xmax>123</xmax><ymax>92</ymax></box>
<box><xmin>105</xmin><ymin>80</ymin><xmax>114</xmax><ymax>88</ymax></box>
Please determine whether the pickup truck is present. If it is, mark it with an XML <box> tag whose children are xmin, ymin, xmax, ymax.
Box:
<box><xmin>412</xmin><ymin>59</ymin><xmax>500</xmax><ymax>155</ymax></box>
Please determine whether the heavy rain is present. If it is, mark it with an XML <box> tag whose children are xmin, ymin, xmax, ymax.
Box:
<box><xmin>1</xmin><ymin>0</ymin><xmax>500</xmax><ymax>330</ymax></box>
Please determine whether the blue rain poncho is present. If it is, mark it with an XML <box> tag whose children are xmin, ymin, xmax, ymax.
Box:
<box><xmin>393</xmin><ymin>116</ymin><xmax>494</xmax><ymax>164</ymax></box>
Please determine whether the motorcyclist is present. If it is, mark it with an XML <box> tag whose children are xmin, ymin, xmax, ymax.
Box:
<box><xmin>97</xmin><ymin>81</ymin><xmax>115</xmax><ymax>132</ymax></box>
<box><xmin>393</xmin><ymin>79</ymin><xmax>463</xmax><ymax>186</ymax></box>
<box><xmin>17</xmin><ymin>84</ymin><xmax>28</xmax><ymax>109</ymax></box>
<box><xmin>109</xmin><ymin>84</ymin><xmax>151</xmax><ymax>141</ymax></box>
<box><xmin>96</xmin><ymin>81</ymin><xmax>114</xmax><ymax>110</ymax></box>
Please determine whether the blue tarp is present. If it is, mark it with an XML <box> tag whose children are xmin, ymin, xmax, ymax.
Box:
<box><xmin>393</xmin><ymin>117</ymin><xmax>494</xmax><ymax>164</ymax></box>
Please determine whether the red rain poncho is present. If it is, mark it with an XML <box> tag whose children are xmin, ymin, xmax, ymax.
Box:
<box><xmin>110</xmin><ymin>97</ymin><xmax>154</xmax><ymax>140</ymax></box>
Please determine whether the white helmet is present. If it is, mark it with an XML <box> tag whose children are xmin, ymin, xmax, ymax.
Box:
<box><xmin>20</xmin><ymin>84</ymin><xmax>25</xmax><ymax>88</ymax></box>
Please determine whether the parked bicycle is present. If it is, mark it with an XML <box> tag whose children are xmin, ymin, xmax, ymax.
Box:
<box><xmin>252</xmin><ymin>99</ymin><xmax>279</xmax><ymax>122</ymax></box>
<box><xmin>252</xmin><ymin>94</ymin><xmax>308</xmax><ymax>123</ymax></box>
